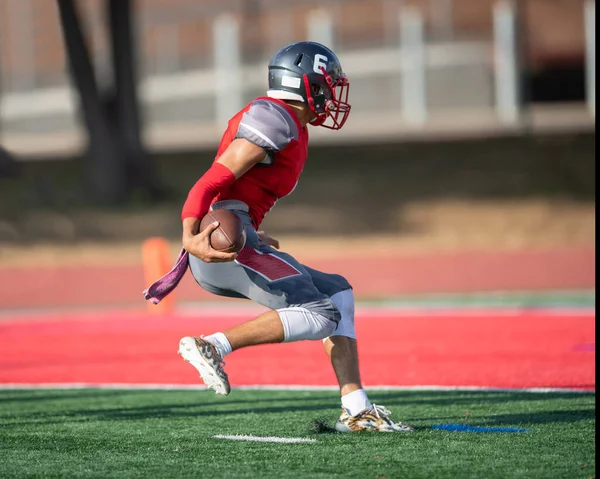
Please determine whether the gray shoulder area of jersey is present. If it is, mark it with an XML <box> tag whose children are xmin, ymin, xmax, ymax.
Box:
<box><xmin>237</xmin><ymin>99</ymin><xmax>300</xmax><ymax>153</ymax></box>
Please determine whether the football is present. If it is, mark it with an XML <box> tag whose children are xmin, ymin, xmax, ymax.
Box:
<box><xmin>199</xmin><ymin>209</ymin><xmax>246</xmax><ymax>253</ymax></box>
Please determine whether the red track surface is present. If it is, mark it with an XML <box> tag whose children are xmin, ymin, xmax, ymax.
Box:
<box><xmin>0</xmin><ymin>248</ymin><xmax>595</xmax><ymax>309</ymax></box>
<box><xmin>0</xmin><ymin>309</ymin><xmax>594</xmax><ymax>390</ymax></box>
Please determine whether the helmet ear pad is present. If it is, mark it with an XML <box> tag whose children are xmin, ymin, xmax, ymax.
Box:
<box><xmin>305</xmin><ymin>77</ymin><xmax>330</xmax><ymax>115</ymax></box>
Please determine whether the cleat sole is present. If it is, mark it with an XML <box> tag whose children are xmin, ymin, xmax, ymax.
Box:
<box><xmin>178</xmin><ymin>336</ymin><xmax>230</xmax><ymax>395</ymax></box>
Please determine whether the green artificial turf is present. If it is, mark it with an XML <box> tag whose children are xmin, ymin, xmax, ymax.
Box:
<box><xmin>0</xmin><ymin>389</ymin><xmax>595</xmax><ymax>478</ymax></box>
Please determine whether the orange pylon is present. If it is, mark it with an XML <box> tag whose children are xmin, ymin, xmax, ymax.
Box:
<box><xmin>141</xmin><ymin>237</ymin><xmax>174</xmax><ymax>314</ymax></box>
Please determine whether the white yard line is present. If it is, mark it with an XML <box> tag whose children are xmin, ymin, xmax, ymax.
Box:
<box><xmin>175</xmin><ymin>306</ymin><xmax>598</xmax><ymax>321</ymax></box>
<box><xmin>214</xmin><ymin>435</ymin><xmax>316</xmax><ymax>444</ymax></box>
<box><xmin>0</xmin><ymin>383</ymin><xmax>593</xmax><ymax>393</ymax></box>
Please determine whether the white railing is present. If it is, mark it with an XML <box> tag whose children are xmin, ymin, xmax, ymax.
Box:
<box><xmin>400</xmin><ymin>8</ymin><xmax>427</xmax><ymax>125</ymax></box>
<box><xmin>0</xmin><ymin>2</ymin><xmax>595</xmax><ymax>157</ymax></box>
<box><xmin>585</xmin><ymin>0</ymin><xmax>595</xmax><ymax>116</ymax></box>
<box><xmin>493</xmin><ymin>1</ymin><xmax>520</xmax><ymax>124</ymax></box>
<box><xmin>0</xmin><ymin>40</ymin><xmax>493</xmax><ymax>123</ymax></box>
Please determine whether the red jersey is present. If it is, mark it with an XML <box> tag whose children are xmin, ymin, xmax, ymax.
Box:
<box><xmin>211</xmin><ymin>97</ymin><xmax>309</xmax><ymax>227</ymax></box>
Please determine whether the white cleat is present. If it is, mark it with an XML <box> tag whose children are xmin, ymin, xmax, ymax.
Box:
<box><xmin>178</xmin><ymin>336</ymin><xmax>231</xmax><ymax>395</ymax></box>
<box><xmin>335</xmin><ymin>404</ymin><xmax>415</xmax><ymax>432</ymax></box>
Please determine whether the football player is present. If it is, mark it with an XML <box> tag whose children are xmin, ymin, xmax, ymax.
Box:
<box><xmin>145</xmin><ymin>41</ymin><xmax>413</xmax><ymax>432</ymax></box>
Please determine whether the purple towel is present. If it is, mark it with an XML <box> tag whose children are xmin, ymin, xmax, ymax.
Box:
<box><xmin>143</xmin><ymin>247</ymin><xmax>189</xmax><ymax>304</ymax></box>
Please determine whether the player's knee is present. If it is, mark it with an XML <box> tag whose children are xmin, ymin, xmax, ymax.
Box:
<box><xmin>277</xmin><ymin>299</ymin><xmax>339</xmax><ymax>342</ymax></box>
<box><xmin>331</xmin><ymin>288</ymin><xmax>354</xmax><ymax>321</ymax></box>
<box><xmin>308</xmin><ymin>297</ymin><xmax>341</xmax><ymax>325</ymax></box>
<box><xmin>317</xmin><ymin>315</ymin><xmax>338</xmax><ymax>339</ymax></box>
<box><xmin>330</xmin><ymin>274</ymin><xmax>352</xmax><ymax>293</ymax></box>
<box><xmin>326</xmin><ymin>288</ymin><xmax>356</xmax><ymax>340</ymax></box>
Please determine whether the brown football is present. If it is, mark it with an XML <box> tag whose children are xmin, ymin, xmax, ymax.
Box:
<box><xmin>199</xmin><ymin>209</ymin><xmax>247</xmax><ymax>253</ymax></box>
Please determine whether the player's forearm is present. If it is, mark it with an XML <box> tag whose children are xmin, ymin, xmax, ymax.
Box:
<box><xmin>182</xmin><ymin>217</ymin><xmax>200</xmax><ymax>246</ymax></box>
<box><xmin>181</xmin><ymin>163</ymin><xmax>236</xmax><ymax>221</ymax></box>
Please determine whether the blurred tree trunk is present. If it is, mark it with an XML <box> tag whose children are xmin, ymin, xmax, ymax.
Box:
<box><xmin>57</xmin><ymin>0</ymin><xmax>160</xmax><ymax>205</ymax></box>
<box><xmin>0</xmin><ymin>22</ymin><xmax>20</xmax><ymax>179</ymax></box>
<box><xmin>57</xmin><ymin>0</ymin><xmax>127</xmax><ymax>204</ymax></box>
<box><xmin>106</xmin><ymin>0</ymin><xmax>160</xmax><ymax>199</ymax></box>
<box><xmin>0</xmin><ymin>146</ymin><xmax>20</xmax><ymax>178</ymax></box>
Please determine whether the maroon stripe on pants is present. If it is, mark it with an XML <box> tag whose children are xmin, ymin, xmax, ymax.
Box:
<box><xmin>236</xmin><ymin>247</ymin><xmax>302</xmax><ymax>281</ymax></box>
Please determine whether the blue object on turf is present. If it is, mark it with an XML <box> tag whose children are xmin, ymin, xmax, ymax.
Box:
<box><xmin>431</xmin><ymin>424</ymin><xmax>529</xmax><ymax>433</ymax></box>
<box><xmin>572</xmin><ymin>343</ymin><xmax>595</xmax><ymax>351</ymax></box>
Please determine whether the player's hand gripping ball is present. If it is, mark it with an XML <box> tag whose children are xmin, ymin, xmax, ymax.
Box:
<box><xmin>200</xmin><ymin>209</ymin><xmax>246</xmax><ymax>253</ymax></box>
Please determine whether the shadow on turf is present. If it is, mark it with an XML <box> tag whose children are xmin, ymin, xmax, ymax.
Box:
<box><xmin>365</xmin><ymin>391</ymin><xmax>596</xmax><ymax>407</ymax></box>
<box><xmin>1</xmin><ymin>391</ymin><xmax>594</xmax><ymax>430</ymax></box>
<box><xmin>309</xmin><ymin>419</ymin><xmax>431</xmax><ymax>434</ymax></box>
<box><xmin>3</xmin><ymin>401</ymin><xmax>341</xmax><ymax>425</ymax></box>
<box><xmin>0</xmin><ymin>390</ymin><xmax>133</xmax><ymax>404</ymax></box>
<box><xmin>417</xmin><ymin>409</ymin><xmax>595</xmax><ymax>427</ymax></box>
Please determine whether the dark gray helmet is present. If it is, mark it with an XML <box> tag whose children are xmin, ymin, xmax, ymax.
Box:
<box><xmin>267</xmin><ymin>41</ymin><xmax>351</xmax><ymax>130</ymax></box>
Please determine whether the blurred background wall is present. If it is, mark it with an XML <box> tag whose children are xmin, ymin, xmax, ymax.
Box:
<box><xmin>0</xmin><ymin>0</ymin><xmax>595</xmax><ymax>154</ymax></box>
<box><xmin>0</xmin><ymin>0</ymin><xmax>595</xmax><ymax>307</ymax></box>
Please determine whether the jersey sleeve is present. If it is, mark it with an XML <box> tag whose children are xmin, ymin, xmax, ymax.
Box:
<box><xmin>236</xmin><ymin>100</ymin><xmax>298</xmax><ymax>156</ymax></box>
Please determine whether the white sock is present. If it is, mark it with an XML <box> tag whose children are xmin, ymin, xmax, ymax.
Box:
<box><xmin>341</xmin><ymin>389</ymin><xmax>372</xmax><ymax>416</ymax></box>
<box><xmin>204</xmin><ymin>332</ymin><xmax>232</xmax><ymax>359</ymax></box>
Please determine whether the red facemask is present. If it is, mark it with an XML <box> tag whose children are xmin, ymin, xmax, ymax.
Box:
<box><xmin>304</xmin><ymin>68</ymin><xmax>351</xmax><ymax>130</ymax></box>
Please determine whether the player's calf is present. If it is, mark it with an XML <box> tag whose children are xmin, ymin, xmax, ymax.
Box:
<box><xmin>178</xmin><ymin>300</ymin><xmax>338</xmax><ymax>395</ymax></box>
